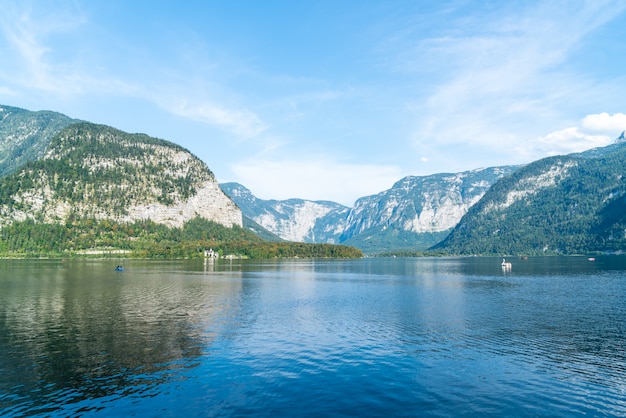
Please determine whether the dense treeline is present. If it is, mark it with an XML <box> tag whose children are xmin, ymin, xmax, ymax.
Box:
<box><xmin>0</xmin><ymin>217</ymin><xmax>362</xmax><ymax>259</ymax></box>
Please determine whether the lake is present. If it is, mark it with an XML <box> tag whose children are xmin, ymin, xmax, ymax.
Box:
<box><xmin>1</xmin><ymin>256</ymin><xmax>626</xmax><ymax>417</ymax></box>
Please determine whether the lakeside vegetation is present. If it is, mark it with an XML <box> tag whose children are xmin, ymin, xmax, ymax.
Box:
<box><xmin>0</xmin><ymin>217</ymin><xmax>363</xmax><ymax>259</ymax></box>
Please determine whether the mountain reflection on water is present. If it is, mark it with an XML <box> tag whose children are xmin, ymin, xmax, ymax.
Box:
<box><xmin>1</xmin><ymin>260</ymin><xmax>243</xmax><ymax>415</ymax></box>
<box><xmin>1</xmin><ymin>257</ymin><xmax>626</xmax><ymax>417</ymax></box>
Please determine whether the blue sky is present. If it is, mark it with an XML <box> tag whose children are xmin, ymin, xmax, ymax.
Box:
<box><xmin>1</xmin><ymin>1</ymin><xmax>626</xmax><ymax>206</ymax></box>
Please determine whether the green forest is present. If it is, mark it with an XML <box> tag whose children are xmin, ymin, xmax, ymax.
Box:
<box><xmin>0</xmin><ymin>217</ymin><xmax>363</xmax><ymax>259</ymax></box>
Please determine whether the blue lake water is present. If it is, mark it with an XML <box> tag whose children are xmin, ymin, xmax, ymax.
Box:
<box><xmin>1</xmin><ymin>256</ymin><xmax>626</xmax><ymax>417</ymax></box>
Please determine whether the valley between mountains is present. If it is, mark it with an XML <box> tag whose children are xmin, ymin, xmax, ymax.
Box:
<box><xmin>2</xmin><ymin>104</ymin><xmax>626</xmax><ymax>257</ymax></box>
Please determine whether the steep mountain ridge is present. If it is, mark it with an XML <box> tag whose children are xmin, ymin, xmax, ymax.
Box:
<box><xmin>3</xmin><ymin>103</ymin><xmax>625</xmax><ymax>257</ymax></box>
<box><xmin>0</xmin><ymin>122</ymin><xmax>242</xmax><ymax>229</ymax></box>
<box><xmin>434</xmin><ymin>139</ymin><xmax>626</xmax><ymax>255</ymax></box>
<box><xmin>0</xmin><ymin>105</ymin><xmax>78</xmax><ymax>176</ymax></box>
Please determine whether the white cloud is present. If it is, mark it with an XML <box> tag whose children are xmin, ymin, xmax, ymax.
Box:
<box><xmin>531</xmin><ymin>126</ymin><xmax>612</xmax><ymax>156</ymax></box>
<box><xmin>528</xmin><ymin>112</ymin><xmax>626</xmax><ymax>158</ymax></box>
<box><xmin>581</xmin><ymin>112</ymin><xmax>626</xmax><ymax>133</ymax></box>
<box><xmin>230</xmin><ymin>159</ymin><xmax>402</xmax><ymax>206</ymax></box>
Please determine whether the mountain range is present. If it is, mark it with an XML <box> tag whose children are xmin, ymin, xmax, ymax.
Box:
<box><xmin>1</xmin><ymin>104</ymin><xmax>625</xmax><ymax>256</ymax></box>
<box><xmin>221</xmin><ymin>166</ymin><xmax>518</xmax><ymax>254</ymax></box>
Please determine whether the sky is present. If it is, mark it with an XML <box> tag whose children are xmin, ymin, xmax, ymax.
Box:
<box><xmin>1</xmin><ymin>1</ymin><xmax>626</xmax><ymax>206</ymax></box>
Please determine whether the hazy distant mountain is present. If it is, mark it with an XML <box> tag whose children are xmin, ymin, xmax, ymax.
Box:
<box><xmin>0</xmin><ymin>105</ymin><xmax>79</xmax><ymax>177</ymax></box>
<box><xmin>220</xmin><ymin>182</ymin><xmax>350</xmax><ymax>243</ymax></box>
<box><xmin>221</xmin><ymin>167</ymin><xmax>517</xmax><ymax>254</ymax></box>
<box><xmin>434</xmin><ymin>136</ymin><xmax>626</xmax><ymax>255</ymax></box>
<box><xmin>224</xmin><ymin>135</ymin><xmax>626</xmax><ymax>256</ymax></box>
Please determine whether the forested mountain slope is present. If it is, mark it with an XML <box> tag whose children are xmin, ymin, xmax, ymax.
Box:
<box><xmin>0</xmin><ymin>122</ymin><xmax>242</xmax><ymax>229</ymax></box>
<box><xmin>0</xmin><ymin>105</ymin><xmax>78</xmax><ymax>176</ymax></box>
<box><xmin>434</xmin><ymin>139</ymin><xmax>626</xmax><ymax>255</ymax></box>
<box><xmin>0</xmin><ymin>106</ymin><xmax>361</xmax><ymax>258</ymax></box>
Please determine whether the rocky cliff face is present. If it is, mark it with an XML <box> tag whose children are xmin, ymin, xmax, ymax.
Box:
<box><xmin>220</xmin><ymin>182</ymin><xmax>349</xmax><ymax>242</ymax></box>
<box><xmin>341</xmin><ymin>167</ymin><xmax>519</xmax><ymax>241</ymax></box>
<box><xmin>0</xmin><ymin>122</ymin><xmax>242</xmax><ymax>229</ymax></box>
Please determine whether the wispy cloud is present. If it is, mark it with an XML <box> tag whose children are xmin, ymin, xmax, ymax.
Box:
<box><xmin>532</xmin><ymin>127</ymin><xmax>612</xmax><ymax>156</ymax></box>
<box><xmin>397</xmin><ymin>1</ymin><xmax>626</xmax><ymax>158</ymax></box>
<box><xmin>0</xmin><ymin>1</ymin><xmax>87</xmax><ymax>94</ymax></box>
<box><xmin>0</xmin><ymin>1</ymin><xmax>267</xmax><ymax>139</ymax></box>
<box><xmin>0</xmin><ymin>85</ymin><xmax>17</xmax><ymax>97</ymax></box>
<box><xmin>167</xmin><ymin>99</ymin><xmax>267</xmax><ymax>139</ymax></box>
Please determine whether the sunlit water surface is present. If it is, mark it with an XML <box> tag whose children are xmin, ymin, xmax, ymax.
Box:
<box><xmin>1</xmin><ymin>256</ymin><xmax>626</xmax><ymax>417</ymax></box>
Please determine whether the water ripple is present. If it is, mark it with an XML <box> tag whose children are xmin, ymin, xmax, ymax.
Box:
<box><xmin>3</xmin><ymin>258</ymin><xmax>626</xmax><ymax>416</ymax></box>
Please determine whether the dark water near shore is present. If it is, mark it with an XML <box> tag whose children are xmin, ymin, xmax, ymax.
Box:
<box><xmin>1</xmin><ymin>256</ymin><xmax>626</xmax><ymax>417</ymax></box>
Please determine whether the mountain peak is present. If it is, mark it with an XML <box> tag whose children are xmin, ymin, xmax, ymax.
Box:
<box><xmin>0</xmin><ymin>122</ymin><xmax>242</xmax><ymax>229</ymax></box>
<box><xmin>0</xmin><ymin>104</ymin><xmax>78</xmax><ymax>177</ymax></box>
<box><xmin>617</xmin><ymin>130</ymin><xmax>625</xmax><ymax>143</ymax></box>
